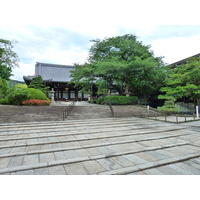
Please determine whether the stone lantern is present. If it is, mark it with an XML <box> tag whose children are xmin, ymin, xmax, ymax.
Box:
<box><xmin>50</xmin><ymin>88</ymin><xmax>55</xmax><ymax>103</ymax></box>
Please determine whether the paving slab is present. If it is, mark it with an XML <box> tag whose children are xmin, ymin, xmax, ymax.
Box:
<box><xmin>48</xmin><ymin>166</ymin><xmax>67</xmax><ymax>175</ymax></box>
<box><xmin>8</xmin><ymin>156</ymin><xmax>24</xmax><ymax>167</ymax></box>
<box><xmin>39</xmin><ymin>153</ymin><xmax>55</xmax><ymax>163</ymax></box>
<box><xmin>33</xmin><ymin>168</ymin><xmax>49</xmax><ymax>175</ymax></box>
<box><xmin>97</xmin><ymin>158</ymin><xmax>122</xmax><ymax>170</ymax></box>
<box><xmin>0</xmin><ymin>117</ymin><xmax>200</xmax><ymax>175</ymax></box>
<box><xmin>64</xmin><ymin>163</ymin><xmax>89</xmax><ymax>175</ymax></box>
<box><xmin>82</xmin><ymin>160</ymin><xmax>106</xmax><ymax>174</ymax></box>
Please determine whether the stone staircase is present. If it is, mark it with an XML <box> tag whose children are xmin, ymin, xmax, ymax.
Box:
<box><xmin>0</xmin><ymin>117</ymin><xmax>200</xmax><ymax>175</ymax></box>
<box><xmin>66</xmin><ymin>105</ymin><xmax>112</xmax><ymax>119</ymax></box>
<box><xmin>112</xmin><ymin>105</ymin><xmax>158</xmax><ymax>118</ymax></box>
<box><xmin>0</xmin><ymin>104</ymin><xmax>159</xmax><ymax>123</ymax></box>
<box><xmin>175</xmin><ymin>102</ymin><xmax>195</xmax><ymax>114</ymax></box>
<box><xmin>65</xmin><ymin>105</ymin><xmax>158</xmax><ymax>120</ymax></box>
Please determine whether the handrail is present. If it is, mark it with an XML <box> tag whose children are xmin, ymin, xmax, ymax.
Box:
<box><xmin>108</xmin><ymin>101</ymin><xmax>114</xmax><ymax>118</ymax></box>
<box><xmin>63</xmin><ymin>101</ymin><xmax>75</xmax><ymax>120</ymax></box>
<box><xmin>145</xmin><ymin>113</ymin><xmax>198</xmax><ymax>123</ymax></box>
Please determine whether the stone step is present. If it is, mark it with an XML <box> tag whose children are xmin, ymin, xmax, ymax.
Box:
<box><xmin>0</xmin><ymin>140</ymin><xmax>190</xmax><ymax>174</ymax></box>
<box><xmin>98</xmin><ymin>152</ymin><xmax>200</xmax><ymax>175</ymax></box>
<box><xmin>0</xmin><ymin>104</ymin><xmax>158</xmax><ymax>123</ymax></box>
<box><xmin>0</xmin><ymin>127</ymin><xmax>186</xmax><ymax>152</ymax></box>
<box><xmin>1</xmin><ymin>116</ymin><xmax>199</xmax><ymax>175</ymax></box>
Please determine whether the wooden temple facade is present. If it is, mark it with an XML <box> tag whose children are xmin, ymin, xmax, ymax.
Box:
<box><xmin>23</xmin><ymin>62</ymin><xmax>88</xmax><ymax>101</ymax></box>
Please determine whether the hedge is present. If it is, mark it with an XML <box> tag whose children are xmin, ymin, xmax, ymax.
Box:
<box><xmin>96</xmin><ymin>96</ymin><xmax>138</xmax><ymax>105</ymax></box>
<box><xmin>7</xmin><ymin>88</ymin><xmax>49</xmax><ymax>105</ymax></box>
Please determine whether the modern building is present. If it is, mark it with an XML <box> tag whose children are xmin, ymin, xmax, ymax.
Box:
<box><xmin>169</xmin><ymin>53</ymin><xmax>200</xmax><ymax>68</ymax></box>
<box><xmin>23</xmin><ymin>62</ymin><xmax>88</xmax><ymax>101</ymax></box>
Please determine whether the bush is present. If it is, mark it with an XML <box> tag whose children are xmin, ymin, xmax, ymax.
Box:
<box><xmin>22</xmin><ymin>99</ymin><xmax>50</xmax><ymax>106</ymax></box>
<box><xmin>26</xmin><ymin>88</ymin><xmax>48</xmax><ymax>100</ymax></box>
<box><xmin>0</xmin><ymin>77</ymin><xmax>9</xmax><ymax>99</ymax></box>
<box><xmin>158</xmin><ymin>98</ymin><xmax>179</xmax><ymax>115</ymax></box>
<box><xmin>0</xmin><ymin>98</ymin><xmax>10</xmax><ymax>105</ymax></box>
<box><xmin>88</xmin><ymin>100</ymin><xmax>97</xmax><ymax>104</ymax></box>
<box><xmin>96</xmin><ymin>97</ymin><xmax>105</xmax><ymax>104</ymax></box>
<box><xmin>7</xmin><ymin>88</ymin><xmax>49</xmax><ymax>105</ymax></box>
<box><xmin>97</xmin><ymin>96</ymin><xmax>138</xmax><ymax>105</ymax></box>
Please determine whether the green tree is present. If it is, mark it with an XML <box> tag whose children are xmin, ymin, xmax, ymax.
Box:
<box><xmin>0</xmin><ymin>39</ymin><xmax>19</xmax><ymax>80</ymax></box>
<box><xmin>0</xmin><ymin>65</ymin><xmax>12</xmax><ymax>80</ymax></box>
<box><xmin>70</xmin><ymin>34</ymin><xmax>165</xmax><ymax>102</ymax></box>
<box><xmin>15</xmin><ymin>83</ymin><xmax>27</xmax><ymax>89</ymax></box>
<box><xmin>159</xmin><ymin>57</ymin><xmax>200</xmax><ymax>107</ymax></box>
<box><xmin>158</xmin><ymin>97</ymin><xmax>179</xmax><ymax>115</ymax></box>
<box><xmin>0</xmin><ymin>77</ymin><xmax>9</xmax><ymax>99</ymax></box>
<box><xmin>28</xmin><ymin>76</ymin><xmax>49</xmax><ymax>96</ymax></box>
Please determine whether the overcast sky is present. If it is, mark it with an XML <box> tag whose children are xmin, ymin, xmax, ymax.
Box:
<box><xmin>1</xmin><ymin>0</ymin><xmax>200</xmax><ymax>81</ymax></box>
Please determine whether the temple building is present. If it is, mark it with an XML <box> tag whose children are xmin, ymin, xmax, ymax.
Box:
<box><xmin>23</xmin><ymin>62</ymin><xmax>88</xmax><ymax>101</ymax></box>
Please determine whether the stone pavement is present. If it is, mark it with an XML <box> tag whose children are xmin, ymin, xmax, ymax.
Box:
<box><xmin>0</xmin><ymin>117</ymin><xmax>200</xmax><ymax>175</ymax></box>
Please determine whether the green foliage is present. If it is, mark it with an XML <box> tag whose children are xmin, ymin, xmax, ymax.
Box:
<box><xmin>0</xmin><ymin>98</ymin><xmax>10</xmax><ymax>104</ymax></box>
<box><xmin>7</xmin><ymin>88</ymin><xmax>48</xmax><ymax>105</ymax></box>
<box><xmin>25</xmin><ymin>88</ymin><xmax>48</xmax><ymax>100</ymax></box>
<box><xmin>96</xmin><ymin>97</ymin><xmax>106</xmax><ymax>104</ymax></box>
<box><xmin>95</xmin><ymin>79</ymin><xmax>110</xmax><ymax>96</ymax></box>
<box><xmin>8</xmin><ymin>80</ymin><xmax>25</xmax><ymax>88</ymax></box>
<box><xmin>0</xmin><ymin>39</ymin><xmax>19</xmax><ymax>80</ymax></box>
<box><xmin>28</xmin><ymin>76</ymin><xmax>49</xmax><ymax>95</ymax></box>
<box><xmin>88</xmin><ymin>100</ymin><xmax>97</xmax><ymax>104</ymax></box>
<box><xmin>15</xmin><ymin>83</ymin><xmax>27</xmax><ymax>89</ymax></box>
<box><xmin>0</xmin><ymin>77</ymin><xmax>9</xmax><ymax>99</ymax></box>
<box><xmin>159</xmin><ymin>57</ymin><xmax>200</xmax><ymax>107</ymax></box>
<box><xmin>70</xmin><ymin>34</ymin><xmax>166</xmax><ymax>100</ymax></box>
<box><xmin>0</xmin><ymin>65</ymin><xmax>12</xmax><ymax>80</ymax></box>
<box><xmin>158</xmin><ymin>97</ymin><xmax>179</xmax><ymax>115</ymax></box>
<box><xmin>96</xmin><ymin>95</ymin><xmax>138</xmax><ymax>105</ymax></box>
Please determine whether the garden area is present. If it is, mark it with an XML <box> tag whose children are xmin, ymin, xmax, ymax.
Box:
<box><xmin>0</xmin><ymin>77</ymin><xmax>50</xmax><ymax>106</ymax></box>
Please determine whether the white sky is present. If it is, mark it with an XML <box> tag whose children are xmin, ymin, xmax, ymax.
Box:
<box><xmin>1</xmin><ymin>0</ymin><xmax>200</xmax><ymax>81</ymax></box>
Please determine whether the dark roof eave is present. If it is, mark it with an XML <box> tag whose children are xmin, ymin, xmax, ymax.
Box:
<box><xmin>23</xmin><ymin>76</ymin><xmax>53</xmax><ymax>82</ymax></box>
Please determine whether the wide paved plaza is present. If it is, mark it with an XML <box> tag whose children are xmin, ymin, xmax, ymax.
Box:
<box><xmin>0</xmin><ymin>117</ymin><xmax>200</xmax><ymax>175</ymax></box>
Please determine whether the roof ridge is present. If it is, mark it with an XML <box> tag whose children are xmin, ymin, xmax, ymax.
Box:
<box><xmin>36</xmin><ymin>62</ymin><xmax>74</xmax><ymax>68</ymax></box>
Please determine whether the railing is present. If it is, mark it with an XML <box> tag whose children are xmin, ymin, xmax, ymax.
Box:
<box><xmin>63</xmin><ymin>101</ymin><xmax>75</xmax><ymax>120</ymax></box>
<box><xmin>108</xmin><ymin>101</ymin><xmax>114</xmax><ymax>118</ymax></box>
<box><xmin>145</xmin><ymin>113</ymin><xmax>198</xmax><ymax>123</ymax></box>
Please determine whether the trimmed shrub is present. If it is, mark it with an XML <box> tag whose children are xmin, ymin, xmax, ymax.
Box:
<box><xmin>97</xmin><ymin>96</ymin><xmax>138</xmax><ymax>105</ymax></box>
<box><xmin>22</xmin><ymin>99</ymin><xmax>50</xmax><ymax>106</ymax></box>
<box><xmin>158</xmin><ymin>98</ymin><xmax>179</xmax><ymax>115</ymax></box>
<box><xmin>7</xmin><ymin>88</ymin><xmax>49</xmax><ymax>105</ymax></box>
<box><xmin>96</xmin><ymin>97</ymin><xmax>106</xmax><ymax>104</ymax></box>
<box><xmin>26</xmin><ymin>88</ymin><xmax>48</xmax><ymax>100</ymax></box>
<box><xmin>88</xmin><ymin>100</ymin><xmax>97</xmax><ymax>104</ymax></box>
<box><xmin>0</xmin><ymin>98</ymin><xmax>10</xmax><ymax>105</ymax></box>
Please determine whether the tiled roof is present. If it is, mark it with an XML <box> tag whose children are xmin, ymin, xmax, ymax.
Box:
<box><xmin>24</xmin><ymin>62</ymin><xmax>74</xmax><ymax>83</ymax></box>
